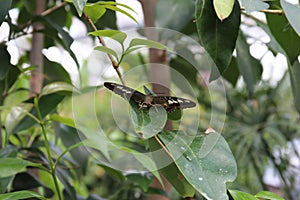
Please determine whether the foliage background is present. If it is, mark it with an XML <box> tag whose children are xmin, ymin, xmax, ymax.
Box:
<box><xmin>0</xmin><ymin>0</ymin><xmax>300</xmax><ymax>200</ymax></box>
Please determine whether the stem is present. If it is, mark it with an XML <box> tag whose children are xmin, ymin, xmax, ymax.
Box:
<box><xmin>83</xmin><ymin>12</ymin><xmax>125</xmax><ymax>85</ymax></box>
<box><xmin>34</xmin><ymin>97</ymin><xmax>62</xmax><ymax>200</ymax></box>
<box><xmin>41</xmin><ymin>2</ymin><xmax>67</xmax><ymax>16</ymax></box>
<box><xmin>240</xmin><ymin>7</ymin><xmax>283</xmax><ymax>15</ymax></box>
<box><xmin>154</xmin><ymin>135</ymin><xmax>174</xmax><ymax>160</ymax></box>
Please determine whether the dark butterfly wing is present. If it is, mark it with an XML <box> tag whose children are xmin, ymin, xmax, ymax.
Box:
<box><xmin>104</xmin><ymin>82</ymin><xmax>145</xmax><ymax>104</ymax></box>
<box><xmin>152</xmin><ymin>96</ymin><xmax>196</xmax><ymax>112</ymax></box>
<box><xmin>104</xmin><ymin>82</ymin><xmax>196</xmax><ymax>112</ymax></box>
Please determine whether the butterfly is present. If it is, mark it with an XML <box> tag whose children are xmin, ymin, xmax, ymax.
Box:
<box><xmin>104</xmin><ymin>82</ymin><xmax>196</xmax><ymax>112</ymax></box>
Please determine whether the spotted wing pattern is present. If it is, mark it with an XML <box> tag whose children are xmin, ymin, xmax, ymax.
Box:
<box><xmin>104</xmin><ymin>82</ymin><xmax>196</xmax><ymax>112</ymax></box>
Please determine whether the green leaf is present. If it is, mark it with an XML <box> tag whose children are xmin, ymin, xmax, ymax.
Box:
<box><xmin>129</xmin><ymin>38</ymin><xmax>167</xmax><ymax>50</ymax></box>
<box><xmin>0</xmin><ymin>191</ymin><xmax>46</xmax><ymax>200</ymax></box>
<box><xmin>50</xmin><ymin>114</ymin><xmax>76</xmax><ymax>128</ymax></box>
<box><xmin>169</xmin><ymin>55</ymin><xmax>199</xmax><ymax>96</ymax></box>
<box><xmin>43</xmin><ymin>57</ymin><xmax>72</xmax><ymax>85</ymax></box>
<box><xmin>240</xmin><ymin>0</ymin><xmax>269</xmax><ymax>13</ymax></box>
<box><xmin>72</xmin><ymin>0</ymin><xmax>87</xmax><ymax>16</ymax></box>
<box><xmin>5</xmin><ymin>103</ymin><xmax>34</xmax><ymax>134</ymax></box>
<box><xmin>0</xmin><ymin>176</ymin><xmax>13</xmax><ymax>194</ymax></box>
<box><xmin>255</xmin><ymin>19</ymin><xmax>285</xmax><ymax>55</ymax></box>
<box><xmin>229</xmin><ymin>190</ymin><xmax>258</xmax><ymax>200</ymax></box>
<box><xmin>159</xmin><ymin>131</ymin><xmax>237</xmax><ymax>200</ymax></box>
<box><xmin>40</xmin><ymin>16</ymin><xmax>80</xmax><ymax>68</ymax></box>
<box><xmin>84</xmin><ymin>4</ymin><xmax>106</xmax><ymax>23</ymax></box>
<box><xmin>148</xmin><ymin>137</ymin><xmax>195</xmax><ymax>197</ymax></box>
<box><xmin>40</xmin><ymin>82</ymin><xmax>78</xmax><ymax>97</ymax></box>
<box><xmin>0</xmin><ymin>0</ymin><xmax>11</xmax><ymax>26</ymax></box>
<box><xmin>0</xmin><ymin>66</ymin><xmax>20</xmax><ymax>105</ymax></box>
<box><xmin>155</xmin><ymin>0</ymin><xmax>194</xmax><ymax>31</ymax></box>
<box><xmin>121</xmin><ymin>146</ymin><xmax>163</xmax><ymax>187</ymax></box>
<box><xmin>281</xmin><ymin>0</ymin><xmax>300</xmax><ymax>37</ymax></box>
<box><xmin>222</xmin><ymin>57</ymin><xmax>239</xmax><ymax>86</ymax></box>
<box><xmin>103</xmin><ymin>4</ymin><xmax>138</xmax><ymax>24</ymax></box>
<box><xmin>130</xmin><ymin>102</ymin><xmax>167</xmax><ymax>139</ymax></box>
<box><xmin>11</xmin><ymin>93</ymin><xmax>66</xmax><ymax>133</ymax></box>
<box><xmin>54</xmin><ymin>124</ymin><xmax>90</xmax><ymax>173</ymax></box>
<box><xmin>80</xmin><ymin>127</ymin><xmax>111</xmax><ymax>161</ymax></box>
<box><xmin>236</xmin><ymin>32</ymin><xmax>262</xmax><ymax>96</ymax></box>
<box><xmin>96</xmin><ymin>162</ymin><xmax>125</xmax><ymax>183</ymax></box>
<box><xmin>291</xmin><ymin>60</ymin><xmax>300</xmax><ymax>113</ymax></box>
<box><xmin>195</xmin><ymin>0</ymin><xmax>241</xmax><ymax>79</ymax></box>
<box><xmin>255</xmin><ymin>191</ymin><xmax>284</xmax><ymax>200</ymax></box>
<box><xmin>0</xmin><ymin>45</ymin><xmax>11</xmax><ymax>80</ymax></box>
<box><xmin>94</xmin><ymin>46</ymin><xmax>119</xmax><ymax>60</ymax></box>
<box><xmin>12</xmin><ymin>172</ymin><xmax>53</xmax><ymax>198</ymax></box>
<box><xmin>213</xmin><ymin>0</ymin><xmax>235</xmax><ymax>20</ymax></box>
<box><xmin>96</xmin><ymin>1</ymin><xmax>136</xmax><ymax>13</ymax></box>
<box><xmin>89</xmin><ymin>29</ymin><xmax>127</xmax><ymax>44</ymax></box>
<box><xmin>266</xmin><ymin>0</ymin><xmax>300</xmax><ymax>62</ymax></box>
<box><xmin>0</xmin><ymin>158</ymin><xmax>41</xmax><ymax>178</ymax></box>
<box><xmin>126</xmin><ymin>172</ymin><xmax>153</xmax><ymax>192</ymax></box>
<box><xmin>95</xmin><ymin>9</ymin><xmax>117</xmax><ymax>30</ymax></box>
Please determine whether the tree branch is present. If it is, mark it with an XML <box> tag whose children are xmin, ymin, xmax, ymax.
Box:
<box><xmin>83</xmin><ymin>12</ymin><xmax>125</xmax><ymax>85</ymax></box>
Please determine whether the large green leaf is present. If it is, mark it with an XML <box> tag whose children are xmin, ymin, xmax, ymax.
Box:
<box><xmin>130</xmin><ymin>101</ymin><xmax>167</xmax><ymax>139</ymax></box>
<box><xmin>281</xmin><ymin>0</ymin><xmax>300</xmax><ymax>37</ymax></box>
<box><xmin>236</xmin><ymin>32</ymin><xmax>262</xmax><ymax>96</ymax></box>
<box><xmin>0</xmin><ymin>191</ymin><xmax>46</xmax><ymax>200</ymax></box>
<box><xmin>266</xmin><ymin>0</ymin><xmax>300</xmax><ymax>63</ymax></box>
<box><xmin>0</xmin><ymin>0</ymin><xmax>11</xmax><ymax>26</ymax></box>
<box><xmin>0</xmin><ymin>158</ymin><xmax>41</xmax><ymax>178</ymax></box>
<box><xmin>159</xmin><ymin>131</ymin><xmax>237</xmax><ymax>200</ymax></box>
<box><xmin>155</xmin><ymin>0</ymin><xmax>194</xmax><ymax>31</ymax></box>
<box><xmin>148</xmin><ymin>137</ymin><xmax>195</xmax><ymax>198</ymax></box>
<box><xmin>195</xmin><ymin>0</ymin><xmax>241</xmax><ymax>79</ymax></box>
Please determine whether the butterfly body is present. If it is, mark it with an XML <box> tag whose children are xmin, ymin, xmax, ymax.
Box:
<box><xmin>104</xmin><ymin>82</ymin><xmax>196</xmax><ymax>112</ymax></box>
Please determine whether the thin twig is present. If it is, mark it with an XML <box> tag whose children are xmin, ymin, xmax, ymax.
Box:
<box><xmin>18</xmin><ymin>2</ymin><xmax>68</xmax><ymax>32</ymax></box>
<box><xmin>241</xmin><ymin>7</ymin><xmax>283</xmax><ymax>15</ymax></box>
<box><xmin>83</xmin><ymin>12</ymin><xmax>125</xmax><ymax>85</ymax></box>
<box><xmin>154</xmin><ymin>135</ymin><xmax>174</xmax><ymax>160</ymax></box>
<box><xmin>41</xmin><ymin>2</ymin><xmax>68</xmax><ymax>16</ymax></box>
